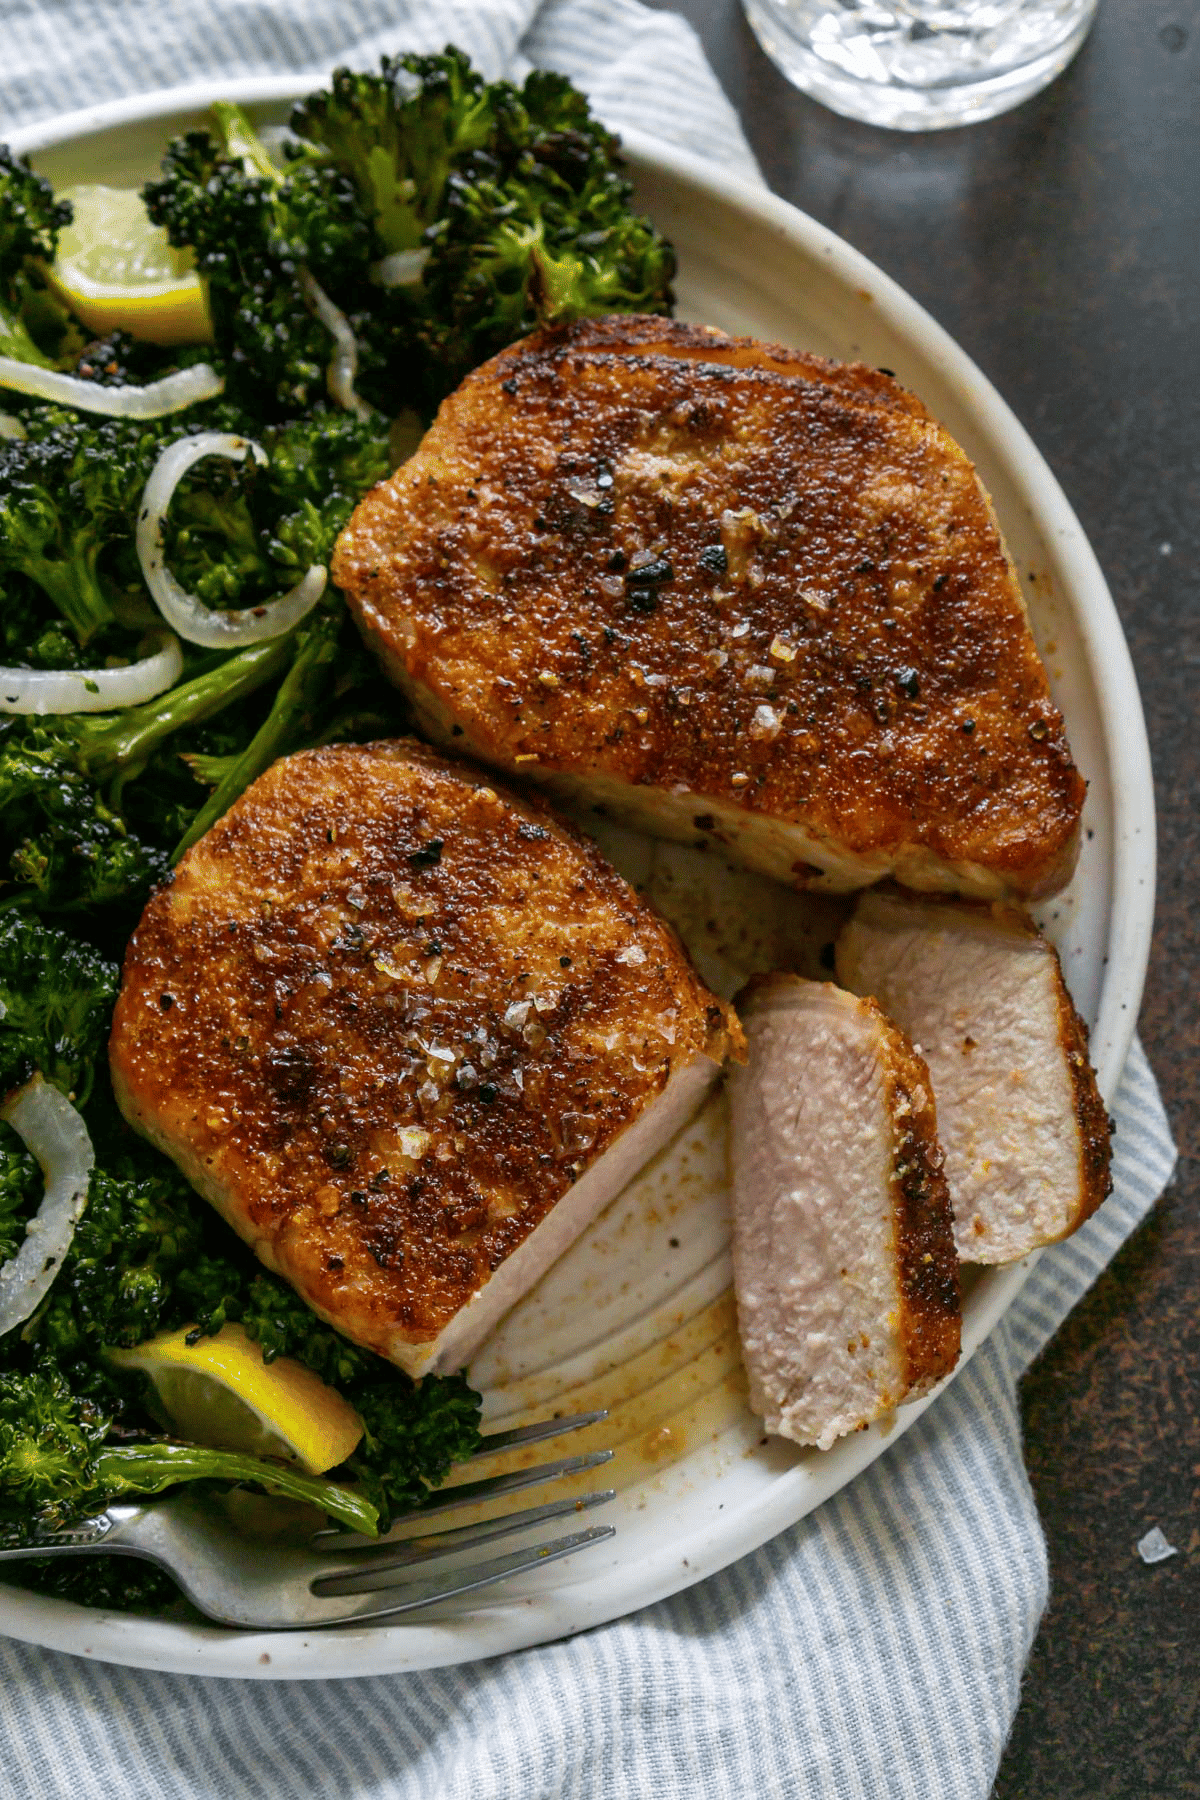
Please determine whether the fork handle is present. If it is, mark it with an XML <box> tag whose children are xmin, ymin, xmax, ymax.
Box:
<box><xmin>0</xmin><ymin>1505</ymin><xmax>143</xmax><ymax>1562</ymax></box>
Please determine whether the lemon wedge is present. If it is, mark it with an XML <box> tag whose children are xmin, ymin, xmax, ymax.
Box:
<box><xmin>108</xmin><ymin>1323</ymin><xmax>363</xmax><ymax>1475</ymax></box>
<box><xmin>48</xmin><ymin>185</ymin><xmax>213</xmax><ymax>347</ymax></box>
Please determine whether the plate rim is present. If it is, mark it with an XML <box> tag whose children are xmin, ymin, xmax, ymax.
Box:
<box><xmin>0</xmin><ymin>84</ymin><xmax>1155</xmax><ymax>1680</ymax></box>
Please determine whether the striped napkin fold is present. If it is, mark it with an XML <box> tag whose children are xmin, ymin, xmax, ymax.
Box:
<box><xmin>0</xmin><ymin>5</ymin><xmax>1177</xmax><ymax>1796</ymax></box>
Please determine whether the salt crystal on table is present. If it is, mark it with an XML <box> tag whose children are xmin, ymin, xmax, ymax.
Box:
<box><xmin>1135</xmin><ymin>1526</ymin><xmax>1179</xmax><ymax>1565</ymax></box>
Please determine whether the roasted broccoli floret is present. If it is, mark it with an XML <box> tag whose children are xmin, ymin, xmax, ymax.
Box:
<box><xmin>0</xmin><ymin>1366</ymin><xmax>110</xmax><ymax>1542</ymax></box>
<box><xmin>28</xmin><ymin>1125</ymin><xmax>208</xmax><ymax>1377</ymax></box>
<box><xmin>0</xmin><ymin>734</ymin><xmax>167</xmax><ymax>916</ymax></box>
<box><xmin>0</xmin><ymin>402</ymin><xmax>219</xmax><ymax>651</ymax></box>
<box><xmin>0</xmin><ymin>909</ymin><xmax>118</xmax><ymax>1103</ymax></box>
<box><xmin>0</xmin><ymin>1365</ymin><xmax>379</xmax><ymax>1547</ymax></box>
<box><xmin>0</xmin><ymin>147</ymin><xmax>69</xmax><ymax>273</ymax></box>
<box><xmin>177</xmin><ymin>1256</ymin><xmax>482</xmax><ymax>1526</ymax></box>
<box><xmin>0</xmin><ymin>145</ymin><xmax>83</xmax><ymax>370</ymax></box>
<box><xmin>0</xmin><ymin>1122</ymin><xmax>40</xmax><ymax>1266</ymax></box>
<box><xmin>0</xmin><ymin>398</ymin><xmax>388</xmax><ymax>654</ymax></box>
<box><xmin>290</xmin><ymin>48</ymin><xmax>520</xmax><ymax>255</ymax></box>
<box><xmin>0</xmin><ymin>408</ymin><xmax>132</xmax><ymax>648</ymax></box>
<box><xmin>291</xmin><ymin>51</ymin><xmax>676</xmax><ymax>410</ymax></box>
<box><xmin>0</xmin><ymin>401</ymin><xmax>283</xmax><ymax>650</ymax></box>
<box><xmin>161</xmin><ymin>406</ymin><xmax>389</xmax><ymax>608</ymax></box>
<box><xmin>4</xmin><ymin>1115</ymin><xmax>481</xmax><ymax>1548</ymax></box>
<box><xmin>144</xmin><ymin>103</ymin><xmax>376</xmax><ymax>416</ymax></box>
<box><xmin>0</xmin><ymin>632</ymin><xmax>292</xmax><ymax>916</ymax></box>
<box><xmin>422</xmin><ymin>74</ymin><xmax>677</xmax><ymax>393</ymax></box>
<box><xmin>0</xmin><ymin>397</ymin><xmax>392</xmax><ymax>909</ymax></box>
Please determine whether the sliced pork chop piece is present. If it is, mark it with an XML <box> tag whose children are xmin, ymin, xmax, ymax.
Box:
<box><xmin>110</xmin><ymin>740</ymin><xmax>741</xmax><ymax>1377</ymax></box>
<box><xmin>728</xmin><ymin>975</ymin><xmax>960</xmax><ymax>1450</ymax></box>
<box><xmin>836</xmin><ymin>888</ymin><xmax>1111</xmax><ymax>1264</ymax></box>
<box><xmin>333</xmin><ymin>313</ymin><xmax>1085</xmax><ymax>902</ymax></box>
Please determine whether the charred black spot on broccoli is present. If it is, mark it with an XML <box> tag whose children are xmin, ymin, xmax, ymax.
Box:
<box><xmin>0</xmin><ymin>146</ymin><xmax>85</xmax><ymax>371</ymax></box>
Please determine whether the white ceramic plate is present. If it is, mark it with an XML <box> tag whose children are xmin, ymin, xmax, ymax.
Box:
<box><xmin>2</xmin><ymin>80</ymin><xmax>1154</xmax><ymax>1679</ymax></box>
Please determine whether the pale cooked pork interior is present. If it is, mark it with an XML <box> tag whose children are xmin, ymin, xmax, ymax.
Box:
<box><xmin>413</xmin><ymin>1052</ymin><xmax>717</xmax><ymax>1374</ymax></box>
<box><xmin>836</xmin><ymin>889</ymin><xmax>1111</xmax><ymax>1264</ymax></box>
<box><xmin>728</xmin><ymin>976</ymin><xmax>960</xmax><ymax>1450</ymax></box>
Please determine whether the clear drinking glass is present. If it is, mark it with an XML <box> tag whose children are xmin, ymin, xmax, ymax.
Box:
<box><xmin>742</xmin><ymin>0</ymin><xmax>1100</xmax><ymax>130</ymax></box>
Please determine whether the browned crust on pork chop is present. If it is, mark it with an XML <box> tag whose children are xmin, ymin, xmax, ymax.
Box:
<box><xmin>334</xmin><ymin>314</ymin><xmax>1085</xmax><ymax>900</ymax></box>
<box><xmin>1049</xmin><ymin>936</ymin><xmax>1113</xmax><ymax>1229</ymax></box>
<box><xmin>109</xmin><ymin>740</ymin><xmax>739</xmax><ymax>1365</ymax></box>
<box><xmin>1036</xmin><ymin>914</ymin><xmax>1115</xmax><ymax>1224</ymax></box>
<box><xmin>872</xmin><ymin>998</ymin><xmax>963</xmax><ymax>1391</ymax></box>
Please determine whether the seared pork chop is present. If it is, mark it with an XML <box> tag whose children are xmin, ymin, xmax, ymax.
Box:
<box><xmin>728</xmin><ymin>976</ymin><xmax>960</xmax><ymax>1450</ymax></box>
<box><xmin>109</xmin><ymin>741</ymin><xmax>740</xmax><ymax>1376</ymax></box>
<box><xmin>836</xmin><ymin>889</ymin><xmax>1110</xmax><ymax>1263</ymax></box>
<box><xmin>334</xmin><ymin>314</ymin><xmax>1084</xmax><ymax>902</ymax></box>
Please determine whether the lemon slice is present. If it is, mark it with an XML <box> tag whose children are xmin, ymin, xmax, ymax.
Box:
<box><xmin>48</xmin><ymin>185</ymin><xmax>213</xmax><ymax>347</ymax></box>
<box><xmin>108</xmin><ymin>1323</ymin><xmax>363</xmax><ymax>1475</ymax></box>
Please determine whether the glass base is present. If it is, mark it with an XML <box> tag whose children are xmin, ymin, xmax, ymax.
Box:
<box><xmin>743</xmin><ymin>0</ymin><xmax>1098</xmax><ymax>131</ymax></box>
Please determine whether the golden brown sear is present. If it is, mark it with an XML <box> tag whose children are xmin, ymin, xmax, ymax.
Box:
<box><xmin>109</xmin><ymin>741</ymin><xmax>738</xmax><ymax>1373</ymax></box>
<box><xmin>334</xmin><ymin>315</ymin><xmax>1085</xmax><ymax>902</ymax></box>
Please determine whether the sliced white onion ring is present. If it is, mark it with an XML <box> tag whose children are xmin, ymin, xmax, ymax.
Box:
<box><xmin>0</xmin><ymin>358</ymin><xmax>224</xmax><ymax>419</ymax></box>
<box><xmin>0</xmin><ymin>1075</ymin><xmax>95</xmax><ymax>1337</ymax></box>
<box><xmin>298</xmin><ymin>268</ymin><xmax>372</xmax><ymax>421</ymax></box>
<box><xmin>371</xmin><ymin>248</ymin><xmax>429</xmax><ymax>288</ymax></box>
<box><xmin>0</xmin><ymin>633</ymin><xmax>183</xmax><ymax>716</ymax></box>
<box><xmin>136</xmin><ymin>432</ymin><xmax>327</xmax><ymax>648</ymax></box>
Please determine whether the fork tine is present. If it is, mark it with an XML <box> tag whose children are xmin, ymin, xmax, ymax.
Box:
<box><xmin>311</xmin><ymin>1489</ymin><xmax>615</xmax><ymax>1591</ymax></box>
<box><xmin>312</xmin><ymin>1447</ymin><xmax>614</xmax><ymax>1543</ymax></box>
<box><xmin>468</xmin><ymin>1410</ymin><xmax>608</xmax><ymax>1459</ymax></box>
<box><xmin>324</xmin><ymin>1524</ymin><xmax>617</xmax><ymax>1618</ymax></box>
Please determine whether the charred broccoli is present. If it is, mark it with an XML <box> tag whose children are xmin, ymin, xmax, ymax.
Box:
<box><xmin>0</xmin><ymin>395</ymin><xmax>392</xmax><ymax>912</ymax></box>
<box><xmin>423</xmin><ymin>71</ymin><xmax>678</xmax><ymax>394</ymax></box>
<box><xmin>0</xmin><ymin>909</ymin><xmax>118</xmax><ymax>1102</ymax></box>
<box><xmin>1</xmin><ymin>1118</ymin><xmax>480</xmax><ymax>1559</ymax></box>
<box><xmin>291</xmin><ymin>51</ymin><xmax>676</xmax><ymax>409</ymax></box>
<box><xmin>159</xmin><ymin>405</ymin><xmax>389</xmax><ymax>608</ymax></box>
<box><xmin>0</xmin><ymin>404</ymin><xmax>159</xmax><ymax>649</ymax></box>
<box><xmin>0</xmin><ymin>1365</ymin><xmax>380</xmax><ymax>1547</ymax></box>
<box><xmin>143</xmin><ymin>54</ymin><xmax>676</xmax><ymax>420</ymax></box>
<box><xmin>0</xmin><ymin>1123</ymin><xmax>40</xmax><ymax>1267</ymax></box>
<box><xmin>144</xmin><ymin>102</ymin><xmax>376</xmax><ymax>416</ymax></box>
<box><xmin>0</xmin><ymin>400</ymin><xmax>386</xmax><ymax>656</ymax></box>
<box><xmin>0</xmin><ymin>146</ymin><xmax>83</xmax><ymax>370</ymax></box>
<box><xmin>289</xmin><ymin>48</ymin><xmax>522</xmax><ymax>256</ymax></box>
<box><xmin>0</xmin><ymin>633</ymin><xmax>290</xmax><ymax>916</ymax></box>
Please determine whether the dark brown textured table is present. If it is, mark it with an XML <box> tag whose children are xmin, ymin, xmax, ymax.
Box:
<box><xmin>646</xmin><ymin>2</ymin><xmax>1199</xmax><ymax>1791</ymax></box>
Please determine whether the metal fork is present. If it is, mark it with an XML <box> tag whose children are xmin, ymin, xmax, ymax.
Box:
<box><xmin>0</xmin><ymin>1412</ymin><xmax>615</xmax><ymax>1629</ymax></box>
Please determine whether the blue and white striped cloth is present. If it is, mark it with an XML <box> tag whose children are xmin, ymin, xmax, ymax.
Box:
<box><xmin>0</xmin><ymin>5</ymin><xmax>1177</xmax><ymax>1796</ymax></box>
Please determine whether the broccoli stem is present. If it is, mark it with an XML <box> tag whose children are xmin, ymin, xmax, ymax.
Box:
<box><xmin>78</xmin><ymin>631</ymin><xmax>294</xmax><ymax>790</ymax></box>
<box><xmin>209</xmin><ymin>101</ymin><xmax>278</xmax><ymax>184</ymax></box>
<box><xmin>171</xmin><ymin>606</ymin><xmax>340</xmax><ymax>860</ymax></box>
<box><xmin>93</xmin><ymin>1441</ymin><xmax>379</xmax><ymax>1536</ymax></box>
<box><xmin>20</xmin><ymin>543</ymin><xmax>112</xmax><ymax>648</ymax></box>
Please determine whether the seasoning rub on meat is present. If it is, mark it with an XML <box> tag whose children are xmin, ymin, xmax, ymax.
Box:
<box><xmin>109</xmin><ymin>741</ymin><xmax>741</xmax><ymax>1376</ymax></box>
<box><xmin>728</xmin><ymin>976</ymin><xmax>960</xmax><ymax>1451</ymax></box>
<box><xmin>334</xmin><ymin>314</ymin><xmax>1085</xmax><ymax>903</ymax></box>
<box><xmin>837</xmin><ymin>888</ymin><xmax>1111</xmax><ymax>1263</ymax></box>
